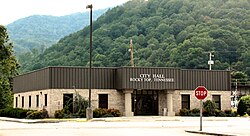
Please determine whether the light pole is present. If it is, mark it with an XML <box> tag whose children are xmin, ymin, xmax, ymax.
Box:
<box><xmin>86</xmin><ymin>4</ymin><xmax>93</xmax><ymax>120</ymax></box>
<box><xmin>208</xmin><ymin>52</ymin><xmax>214</xmax><ymax>70</ymax></box>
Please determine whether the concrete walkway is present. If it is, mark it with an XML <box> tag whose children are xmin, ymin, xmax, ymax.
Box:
<box><xmin>0</xmin><ymin>116</ymin><xmax>249</xmax><ymax>136</ymax></box>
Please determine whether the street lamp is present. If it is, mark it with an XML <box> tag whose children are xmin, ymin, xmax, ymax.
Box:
<box><xmin>86</xmin><ymin>4</ymin><xmax>93</xmax><ymax>120</ymax></box>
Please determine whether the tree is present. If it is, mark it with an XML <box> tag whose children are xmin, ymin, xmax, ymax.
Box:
<box><xmin>0</xmin><ymin>25</ymin><xmax>19</xmax><ymax>109</ymax></box>
<box><xmin>237</xmin><ymin>95</ymin><xmax>250</xmax><ymax>116</ymax></box>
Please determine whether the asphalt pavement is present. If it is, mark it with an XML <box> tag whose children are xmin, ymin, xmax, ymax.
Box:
<box><xmin>0</xmin><ymin>116</ymin><xmax>249</xmax><ymax>136</ymax></box>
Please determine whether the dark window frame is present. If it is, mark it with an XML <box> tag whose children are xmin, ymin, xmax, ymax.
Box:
<box><xmin>212</xmin><ymin>95</ymin><xmax>221</xmax><ymax>110</ymax></box>
<box><xmin>36</xmin><ymin>95</ymin><xmax>39</xmax><ymax>107</ymax></box>
<box><xmin>44</xmin><ymin>94</ymin><xmax>47</xmax><ymax>107</ymax></box>
<box><xmin>98</xmin><ymin>94</ymin><xmax>108</xmax><ymax>109</ymax></box>
<box><xmin>29</xmin><ymin>95</ymin><xmax>31</xmax><ymax>107</ymax></box>
<box><xmin>181</xmin><ymin>94</ymin><xmax>190</xmax><ymax>110</ymax></box>
<box><xmin>15</xmin><ymin>97</ymin><xmax>18</xmax><ymax>108</ymax></box>
<box><xmin>21</xmin><ymin>96</ymin><xmax>24</xmax><ymax>107</ymax></box>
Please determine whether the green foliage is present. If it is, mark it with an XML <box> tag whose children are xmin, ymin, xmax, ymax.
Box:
<box><xmin>203</xmin><ymin>100</ymin><xmax>217</xmax><ymax>116</ymax></box>
<box><xmin>12</xmin><ymin>0</ymin><xmax>250</xmax><ymax>78</ymax></box>
<box><xmin>54</xmin><ymin>109</ymin><xmax>64</xmax><ymax>118</ymax></box>
<box><xmin>54</xmin><ymin>92</ymin><xmax>88</xmax><ymax>118</ymax></box>
<box><xmin>179</xmin><ymin>108</ymin><xmax>237</xmax><ymax>117</ymax></box>
<box><xmin>237</xmin><ymin>95</ymin><xmax>250</xmax><ymax>116</ymax></box>
<box><xmin>7</xmin><ymin>9</ymin><xmax>107</xmax><ymax>56</ymax></box>
<box><xmin>73</xmin><ymin>91</ymin><xmax>88</xmax><ymax>116</ymax></box>
<box><xmin>231</xmin><ymin>71</ymin><xmax>248</xmax><ymax>83</ymax></box>
<box><xmin>93</xmin><ymin>108</ymin><xmax>121</xmax><ymax>118</ymax></box>
<box><xmin>246</xmin><ymin>108</ymin><xmax>250</xmax><ymax>116</ymax></box>
<box><xmin>0</xmin><ymin>107</ymin><xmax>31</xmax><ymax>118</ymax></box>
<box><xmin>26</xmin><ymin>109</ymin><xmax>48</xmax><ymax>119</ymax></box>
<box><xmin>0</xmin><ymin>25</ymin><xmax>19</xmax><ymax>109</ymax></box>
<box><xmin>179</xmin><ymin>108</ymin><xmax>190</xmax><ymax>116</ymax></box>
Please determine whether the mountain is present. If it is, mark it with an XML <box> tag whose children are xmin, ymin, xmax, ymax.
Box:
<box><xmin>6</xmin><ymin>9</ymin><xmax>108</xmax><ymax>55</ymax></box>
<box><xmin>18</xmin><ymin>0</ymin><xmax>250</xmax><ymax>77</ymax></box>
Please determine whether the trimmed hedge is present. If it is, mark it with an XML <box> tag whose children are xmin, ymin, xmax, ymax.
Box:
<box><xmin>179</xmin><ymin>108</ymin><xmax>237</xmax><ymax>117</ymax></box>
<box><xmin>26</xmin><ymin>109</ymin><xmax>49</xmax><ymax>119</ymax></box>
<box><xmin>93</xmin><ymin>108</ymin><xmax>121</xmax><ymax>118</ymax></box>
<box><xmin>0</xmin><ymin>107</ymin><xmax>32</xmax><ymax>118</ymax></box>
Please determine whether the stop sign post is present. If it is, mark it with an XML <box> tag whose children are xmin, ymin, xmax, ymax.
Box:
<box><xmin>194</xmin><ymin>86</ymin><xmax>208</xmax><ymax>131</ymax></box>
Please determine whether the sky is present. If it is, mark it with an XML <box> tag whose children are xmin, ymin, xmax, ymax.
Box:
<box><xmin>0</xmin><ymin>0</ymin><xmax>130</xmax><ymax>25</ymax></box>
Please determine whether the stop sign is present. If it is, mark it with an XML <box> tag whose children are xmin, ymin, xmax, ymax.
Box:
<box><xmin>194</xmin><ymin>86</ymin><xmax>208</xmax><ymax>100</ymax></box>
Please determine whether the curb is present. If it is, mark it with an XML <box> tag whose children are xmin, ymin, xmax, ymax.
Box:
<box><xmin>185</xmin><ymin>130</ymin><xmax>236</xmax><ymax>136</ymax></box>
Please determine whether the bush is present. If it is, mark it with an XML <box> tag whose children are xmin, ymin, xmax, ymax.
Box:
<box><xmin>237</xmin><ymin>95</ymin><xmax>250</xmax><ymax>116</ymax></box>
<box><xmin>54</xmin><ymin>109</ymin><xmax>64</xmax><ymax>118</ymax></box>
<box><xmin>93</xmin><ymin>108</ymin><xmax>121</xmax><ymax>118</ymax></box>
<box><xmin>26</xmin><ymin>109</ymin><xmax>48</xmax><ymax>119</ymax></box>
<box><xmin>224</xmin><ymin>109</ymin><xmax>232</xmax><ymax>115</ymax></box>
<box><xmin>179</xmin><ymin>108</ymin><xmax>190</xmax><ymax>116</ymax></box>
<box><xmin>189</xmin><ymin>108</ymin><xmax>200</xmax><ymax>116</ymax></box>
<box><xmin>203</xmin><ymin>100</ymin><xmax>217</xmax><ymax>116</ymax></box>
<box><xmin>103</xmin><ymin>113</ymin><xmax>114</xmax><ymax>118</ymax></box>
<box><xmin>78</xmin><ymin>109</ymin><xmax>86</xmax><ymax>118</ymax></box>
<box><xmin>93</xmin><ymin>108</ymin><xmax>107</xmax><ymax>118</ymax></box>
<box><xmin>0</xmin><ymin>107</ymin><xmax>31</xmax><ymax>118</ymax></box>
<box><xmin>107</xmin><ymin>108</ymin><xmax>121</xmax><ymax>117</ymax></box>
<box><xmin>246</xmin><ymin>108</ymin><xmax>250</xmax><ymax>116</ymax></box>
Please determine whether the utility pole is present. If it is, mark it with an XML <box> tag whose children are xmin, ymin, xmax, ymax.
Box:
<box><xmin>86</xmin><ymin>4</ymin><xmax>93</xmax><ymax>120</ymax></box>
<box><xmin>208</xmin><ymin>52</ymin><xmax>214</xmax><ymax>70</ymax></box>
<box><xmin>234</xmin><ymin>79</ymin><xmax>238</xmax><ymax>108</ymax></box>
<box><xmin>129</xmin><ymin>39</ymin><xmax>135</xmax><ymax>67</ymax></box>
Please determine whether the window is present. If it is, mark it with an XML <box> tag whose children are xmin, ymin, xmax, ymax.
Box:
<box><xmin>212</xmin><ymin>95</ymin><xmax>221</xmax><ymax>110</ymax></box>
<box><xmin>36</xmin><ymin>95</ymin><xmax>39</xmax><ymax>107</ymax></box>
<box><xmin>22</xmin><ymin>96</ymin><xmax>24</xmax><ymax>107</ymax></box>
<box><xmin>15</xmin><ymin>97</ymin><xmax>18</xmax><ymax>108</ymax></box>
<box><xmin>99</xmin><ymin>94</ymin><xmax>108</xmax><ymax>109</ymax></box>
<box><xmin>44</xmin><ymin>94</ymin><xmax>47</xmax><ymax>107</ymax></box>
<box><xmin>181</xmin><ymin>95</ymin><xmax>190</xmax><ymax>109</ymax></box>
<box><xmin>29</xmin><ymin>96</ymin><xmax>31</xmax><ymax>107</ymax></box>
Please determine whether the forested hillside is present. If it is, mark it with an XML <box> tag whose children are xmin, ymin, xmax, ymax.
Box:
<box><xmin>6</xmin><ymin>9</ymin><xmax>107</xmax><ymax>55</ymax></box>
<box><xmin>19</xmin><ymin>0</ymin><xmax>250</xmax><ymax>77</ymax></box>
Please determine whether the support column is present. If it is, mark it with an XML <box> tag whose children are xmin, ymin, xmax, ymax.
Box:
<box><xmin>167</xmin><ymin>91</ymin><xmax>175</xmax><ymax>116</ymax></box>
<box><xmin>123</xmin><ymin>90</ymin><xmax>134</xmax><ymax>117</ymax></box>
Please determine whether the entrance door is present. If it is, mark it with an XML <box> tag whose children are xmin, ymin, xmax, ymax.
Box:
<box><xmin>132</xmin><ymin>90</ymin><xmax>158</xmax><ymax>115</ymax></box>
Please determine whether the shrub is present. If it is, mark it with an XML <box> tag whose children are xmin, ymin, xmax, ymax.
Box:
<box><xmin>191</xmin><ymin>108</ymin><xmax>200</xmax><ymax>114</ymax></box>
<box><xmin>0</xmin><ymin>107</ymin><xmax>31</xmax><ymax>118</ymax></box>
<box><xmin>26</xmin><ymin>109</ymin><xmax>48</xmax><ymax>119</ymax></box>
<box><xmin>246</xmin><ymin>108</ymin><xmax>250</xmax><ymax>116</ymax></box>
<box><xmin>93</xmin><ymin>108</ymin><xmax>121</xmax><ymax>118</ymax></box>
<box><xmin>215</xmin><ymin>109</ymin><xmax>224</xmax><ymax>117</ymax></box>
<box><xmin>93</xmin><ymin>108</ymin><xmax>107</xmax><ymax>118</ymax></box>
<box><xmin>78</xmin><ymin>109</ymin><xmax>86</xmax><ymax>118</ymax></box>
<box><xmin>189</xmin><ymin>108</ymin><xmax>200</xmax><ymax>116</ymax></box>
<box><xmin>230</xmin><ymin>111</ymin><xmax>238</xmax><ymax>117</ymax></box>
<box><xmin>179</xmin><ymin>108</ymin><xmax>190</xmax><ymax>116</ymax></box>
<box><xmin>203</xmin><ymin>100</ymin><xmax>217</xmax><ymax>116</ymax></box>
<box><xmin>54</xmin><ymin>109</ymin><xmax>64</xmax><ymax>118</ymax></box>
<box><xmin>103</xmin><ymin>113</ymin><xmax>114</xmax><ymax>118</ymax></box>
<box><xmin>107</xmin><ymin>108</ymin><xmax>121</xmax><ymax>117</ymax></box>
<box><xmin>237</xmin><ymin>95</ymin><xmax>250</xmax><ymax>116</ymax></box>
<box><xmin>224</xmin><ymin>109</ymin><xmax>232</xmax><ymax>115</ymax></box>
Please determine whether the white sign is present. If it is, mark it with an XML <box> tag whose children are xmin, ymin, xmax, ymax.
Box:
<box><xmin>129</xmin><ymin>74</ymin><xmax>174</xmax><ymax>82</ymax></box>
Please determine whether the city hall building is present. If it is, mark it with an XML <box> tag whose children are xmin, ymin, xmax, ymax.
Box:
<box><xmin>13</xmin><ymin>67</ymin><xmax>231</xmax><ymax>117</ymax></box>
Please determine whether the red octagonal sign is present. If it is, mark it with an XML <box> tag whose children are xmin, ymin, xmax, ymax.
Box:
<box><xmin>194</xmin><ymin>86</ymin><xmax>208</xmax><ymax>100</ymax></box>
